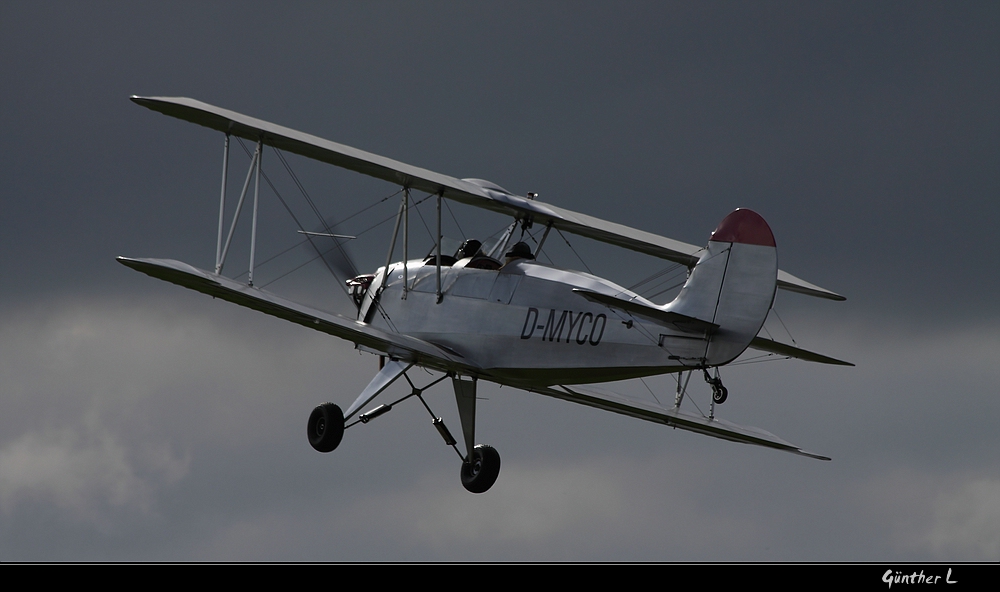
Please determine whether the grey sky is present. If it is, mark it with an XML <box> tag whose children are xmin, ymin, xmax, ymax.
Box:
<box><xmin>1</xmin><ymin>2</ymin><xmax>999</xmax><ymax>560</ymax></box>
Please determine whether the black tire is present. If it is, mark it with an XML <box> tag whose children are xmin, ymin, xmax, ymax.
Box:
<box><xmin>712</xmin><ymin>385</ymin><xmax>729</xmax><ymax>405</ymax></box>
<box><xmin>460</xmin><ymin>444</ymin><xmax>501</xmax><ymax>494</ymax></box>
<box><xmin>307</xmin><ymin>403</ymin><xmax>344</xmax><ymax>453</ymax></box>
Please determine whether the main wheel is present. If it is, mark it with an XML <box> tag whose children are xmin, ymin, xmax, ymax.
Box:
<box><xmin>307</xmin><ymin>403</ymin><xmax>344</xmax><ymax>453</ymax></box>
<box><xmin>460</xmin><ymin>444</ymin><xmax>501</xmax><ymax>494</ymax></box>
<box><xmin>712</xmin><ymin>385</ymin><xmax>729</xmax><ymax>405</ymax></box>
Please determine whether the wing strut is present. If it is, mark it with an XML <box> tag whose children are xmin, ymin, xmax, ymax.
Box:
<box><xmin>217</xmin><ymin>138</ymin><xmax>262</xmax><ymax>276</ymax></box>
<box><xmin>216</xmin><ymin>134</ymin><xmax>229</xmax><ymax>272</ymax></box>
<box><xmin>535</xmin><ymin>221</ymin><xmax>554</xmax><ymax>259</ymax></box>
<box><xmin>378</xmin><ymin>192</ymin><xmax>406</xmax><ymax>302</ymax></box>
<box><xmin>436</xmin><ymin>192</ymin><xmax>443</xmax><ymax>303</ymax></box>
<box><xmin>248</xmin><ymin>139</ymin><xmax>263</xmax><ymax>286</ymax></box>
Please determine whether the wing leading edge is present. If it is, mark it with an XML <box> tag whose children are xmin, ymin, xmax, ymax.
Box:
<box><xmin>131</xmin><ymin>95</ymin><xmax>845</xmax><ymax>301</ymax></box>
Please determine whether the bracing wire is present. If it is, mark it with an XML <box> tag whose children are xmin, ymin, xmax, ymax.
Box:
<box><xmin>639</xmin><ymin>378</ymin><xmax>662</xmax><ymax>406</ymax></box>
<box><xmin>260</xmin><ymin>193</ymin><xmax>436</xmax><ymax>289</ymax></box>
<box><xmin>272</xmin><ymin>146</ymin><xmax>358</xmax><ymax>278</ymax></box>
<box><xmin>555</xmin><ymin>228</ymin><xmax>593</xmax><ymax>274</ymax></box>
<box><xmin>523</xmin><ymin>227</ymin><xmax>555</xmax><ymax>265</ymax></box>
<box><xmin>771</xmin><ymin>307</ymin><xmax>797</xmax><ymax>345</ymax></box>
<box><xmin>627</xmin><ymin>264</ymin><xmax>682</xmax><ymax>292</ymax></box>
<box><xmin>443</xmin><ymin>199</ymin><xmax>465</xmax><ymax>239</ymax></box>
<box><xmin>232</xmin><ymin>138</ymin><xmax>350</xmax><ymax>298</ymax></box>
<box><xmin>728</xmin><ymin>354</ymin><xmax>789</xmax><ymax>366</ymax></box>
<box><xmin>229</xmin><ymin>138</ymin><xmax>404</xmax><ymax>290</ymax></box>
<box><xmin>408</xmin><ymin>193</ymin><xmax>436</xmax><ymax>246</ymax></box>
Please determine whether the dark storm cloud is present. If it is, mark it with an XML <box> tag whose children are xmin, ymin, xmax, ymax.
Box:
<box><xmin>1</xmin><ymin>2</ymin><xmax>998</xmax><ymax>560</ymax></box>
<box><xmin>3</xmin><ymin>2</ymin><xmax>997</xmax><ymax>318</ymax></box>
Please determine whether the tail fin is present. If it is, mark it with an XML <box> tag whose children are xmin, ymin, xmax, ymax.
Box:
<box><xmin>664</xmin><ymin>209</ymin><xmax>777</xmax><ymax>365</ymax></box>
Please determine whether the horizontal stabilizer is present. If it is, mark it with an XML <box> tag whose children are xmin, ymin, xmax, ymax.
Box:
<box><xmin>777</xmin><ymin>270</ymin><xmax>845</xmax><ymax>301</ymax></box>
<box><xmin>116</xmin><ymin>256</ymin><xmax>469</xmax><ymax>373</ymax></box>
<box><xmin>131</xmin><ymin>96</ymin><xmax>845</xmax><ymax>302</ymax></box>
<box><xmin>526</xmin><ymin>383</ymin><xmax>830</xmax><ymax>460</ymax></box>
<box><xmin>749</xmin><ymin>336</ymin><xmax>854</xmax><ymax>366</ymax></box>
<box><xmin>572</xmin><ymin>288</ymin><xmax>717</xmax><ymax>334</ymax></box>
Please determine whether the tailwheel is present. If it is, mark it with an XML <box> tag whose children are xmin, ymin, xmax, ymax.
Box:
<box><xmin>460</xmin><ymin>444</ymin><xmax>501</xmax><ymax>494</ymax></box>
<box><xmin>307</xmin><ymin>402</ymin><xmax>344</xmax><ymax>453</ymax></box>
<box><xmin>703</xmin><ymin>369</ymin><xmax>729</xmax><ymax>405</ymax></box>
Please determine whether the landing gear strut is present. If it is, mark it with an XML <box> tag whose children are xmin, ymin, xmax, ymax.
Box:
<box><xmin>311</xmin><ymin>367</ymin><xmax>502</xmax><ymax>494</ymax></box>
<box><xmin>451</xmin><ymin>375</ymin><xmax>500</xmax><ymax>493</ymax></box>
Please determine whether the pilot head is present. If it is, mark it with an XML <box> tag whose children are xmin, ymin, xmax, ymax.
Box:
<box><xmin>455</xmin><ymin>239</ymin><xmax>482</xmax><ymax>260</ymax></box>
<box><xmin>504</xmin><ymin>241</ymin><xmax>534</xmax><ymax>263</ymax></box>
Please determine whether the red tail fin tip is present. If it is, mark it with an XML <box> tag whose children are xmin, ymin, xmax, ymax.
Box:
<box><xmin>709</xmin><ymin>208</ymin><xmax>775</xmax><ymax>247</ymax></box>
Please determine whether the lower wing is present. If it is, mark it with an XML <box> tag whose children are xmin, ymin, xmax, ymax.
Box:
<box><xmin>524</xmin><ymin>383</ymin><xmax>830</xmax><ymax>460</ymax></box>
<box><xmin>117</xmin><ymin>256</ymin><xmax>472</xmax><ymax>373</ymax></box>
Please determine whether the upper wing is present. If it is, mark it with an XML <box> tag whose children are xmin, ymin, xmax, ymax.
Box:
<box><xmin>131</xmin><ymin>95</ymin><xmax>845</xmax><ymax>301</ymax></box>
<box><xmin>526</xmin><ymin>383</ymin><xmax>830</xmax><ymax>460</ymax></box>
<box><xmin>117</xmin><ymin>256</ymin><xmax>473</xmax><ymax>374</ymax></box>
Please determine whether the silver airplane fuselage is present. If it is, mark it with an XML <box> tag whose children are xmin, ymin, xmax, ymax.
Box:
<box><xmin>364</xmin><ymin>257</ymin><xmax>700</xmax><ymax>386</ymax></box>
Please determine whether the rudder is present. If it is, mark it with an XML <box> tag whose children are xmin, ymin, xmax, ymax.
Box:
<box><xmin>663</xmin><ymin>209</ymin><xmax>778</xmax><ymax>365</ymax></box>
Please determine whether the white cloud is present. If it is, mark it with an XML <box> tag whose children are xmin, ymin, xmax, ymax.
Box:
<box><xmin>0</xmin><ymin>427</ymin><xmax>188</xmax><ymax>528</ymax></box>
<box><xmin>921</xmin><ymin>477</ymin><xmax>1000</xmax><ymax>560</ymax></box>
<box><xmin>848</xmin><ymin>465</ymin><xmax>1000</xmax><ymax>561</ymax></box>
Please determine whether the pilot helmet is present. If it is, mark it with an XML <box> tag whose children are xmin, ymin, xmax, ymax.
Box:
<box><xmin>504</xmin><ymin>241</ymin><xmax>534</xmax><ymax>260</ymax></box>
<box><xmin>455</xmin><ymin>239</ymin><xmax>482</xmax><ymax>259</ymax></box>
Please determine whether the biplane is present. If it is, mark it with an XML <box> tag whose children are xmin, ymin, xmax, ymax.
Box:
<box><xmin>120</xmin><ymin>96</ymin><xmax>851</xmax><ymax>494</ymax></box>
